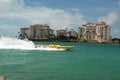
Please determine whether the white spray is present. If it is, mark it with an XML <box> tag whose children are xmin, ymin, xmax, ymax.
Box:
<box><xmin>0</xmin><ymin>36</ymin><xmax>35</xmax><ymax>49</ymax></box>
<box><xmin>0</xmin><ymin>36</ymin><xmax>65</xmax><ymax>51</ymax></box>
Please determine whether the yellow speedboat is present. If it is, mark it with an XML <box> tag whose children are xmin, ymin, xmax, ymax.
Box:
<box><xmin>35</xmin><ymin>44</ymin><xmax>75</xmax><ymax>51</ymax></box>
<box><xmin>49</xmin><ymin>45</ymin><xmax>75</xmax><ymax>51</ymax></box>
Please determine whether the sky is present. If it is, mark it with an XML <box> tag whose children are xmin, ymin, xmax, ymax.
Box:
<box><xmin>0</xmin><ymin>0</ymin><xmax>120</xmax><ymax>38</ymax></box>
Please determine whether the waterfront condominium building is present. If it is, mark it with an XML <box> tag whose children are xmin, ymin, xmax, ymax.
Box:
<box><xmin>56</xmin><ymin>28</ymin><xmax>78</xmax><ymax>38</ymax></box>
<box><xmin>20</xmin><ymin>24</ymin><xmax>54</xmax><ymax>40</ymax></box>
<box><xmin>69</xmin><ymin>29</ymin><xmax>78</xmax><ymax>38</ymax></box>
<box><xmin>78</xmin><ymin>22</ymin><xmax>110</xmax><ymax>42</ymax></box>
<box><xmin>30</xmin><ymin>24</ymin><xmax>54</xmax><ymax>40</ymax></box>
<box><xmin>56</xmin><ymin>28</ymin><xmax>68</xmax><ymax>37</ymax></box>
<box><xmin>19</xmin><ymin>27</ymin><xmax>30</xmax><ymax>39</ymax></box>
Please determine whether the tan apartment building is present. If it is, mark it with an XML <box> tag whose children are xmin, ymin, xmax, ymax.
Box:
<box><xmin>56</xmin><ymin>28</ymin><xmax>77</xmax><ymax>38</ymax></box>
<box><xmin>20</xmin><ymin>24</ymin><xmax>54</xmax><ymax>40</ymax></box>
<box><xmin>56</xmin><ymin>28</ymin><xmax>68</xmax><ymax>37</ymax></box>
<box><xmin>78</xmin><ymin>22</ymin><xmax>110</xmax><ymax>42</ymax></box>
<box><xmin>20</xmin><ymin>27</ymin><xmax>30</xmax><ymax>39</ymax></box>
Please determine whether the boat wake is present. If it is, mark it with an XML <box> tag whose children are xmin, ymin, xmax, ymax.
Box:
<box><xmin>0</xmin><ymin>36</ymin><xmax>65</xmax><ymax>51</ymax></box>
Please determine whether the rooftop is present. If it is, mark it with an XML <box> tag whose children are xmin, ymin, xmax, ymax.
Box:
<box><xmin>21</xmin><ymin>27</ymin><xmax>29</xmax><ymax>30</ymax></box>
<box><xmin>31</xmin><ymin>24</ymin><xmax>49</xmax><ymax>27</ymax></box>
<box><xmin>83</xmin><ymin>22</ymin><xmax>108</xmax><ymax>27</ymax></box>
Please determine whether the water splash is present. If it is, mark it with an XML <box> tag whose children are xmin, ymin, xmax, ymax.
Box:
<box><xmin>0</xmin><ymin>36</ymin><xmax>65</xmax><ymax>51</ymax></box>
<box><xmin>0</xmin><ymin>36</ymin><xmax>35</xmax><ymax>49</ymax></box>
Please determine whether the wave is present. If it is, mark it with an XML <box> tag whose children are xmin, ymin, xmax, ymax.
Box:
<box><xmin>0</xmin><ymin>36</ymin><xmax>64</xmax><ymax>51</ymax></box>
<box><xmin>0</xmin><ymin>36</ymin><xmax>35</xmax><ymax>50</ymax></box>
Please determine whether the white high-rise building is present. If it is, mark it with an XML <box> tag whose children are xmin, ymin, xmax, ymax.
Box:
<box><xmin>20</xmin><ymin>24</ymin><xmax>54</xmax><ymax>40</ymax></box>
<box><xmin>56</xmin><ymin>28</ymin><xmax>78</xmax><ymax>38</ymax></box>
<box><xmin>78</xmin><ymin>22</ymin><xmax>110</xmax><ymax>42</ymax></box>
<box><xmin>20</xmin><ymin>27</ymin><xmax>30</xmax><ymax>39</ymax></box>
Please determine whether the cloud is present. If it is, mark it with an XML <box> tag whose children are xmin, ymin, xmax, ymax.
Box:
<box><xmin>0</xmin><ymin>23</ymin><xmax>19</xmax><ymax>36</ymax></box>
<box><xmin>119</xmin><ymin>0</ymin><xmax>120</xmax><ymax>6</ymax></box>
<box><xmin>98</xmin><ymin>12</ymin><xmax>119</xmax><ymax>25</ymax></box>
<box><xmin>0</xmin><ymin>0</ymin><xmax>86</xmax><ymax>36</ymax></box>
<box><xmin>72</xmin><ymin>8</ymin><xmax>80</xmax><ymax>12</ymax></box>
<box><xmin>112</xmin><ymin>29</ymin><xmax>120</xmax><ymax>38</ymax></box>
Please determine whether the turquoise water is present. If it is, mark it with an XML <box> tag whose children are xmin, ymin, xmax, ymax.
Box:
<box><xmin>0</xmin><ymin>42</ymin><xmax>120</xmax><ymax>80</ymax></box>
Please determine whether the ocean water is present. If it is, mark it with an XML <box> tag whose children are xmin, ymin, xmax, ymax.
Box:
<box><xmin>0</xmin><ymin>39</ymin><xmax>120</xmax><ymax>80</ymax></box>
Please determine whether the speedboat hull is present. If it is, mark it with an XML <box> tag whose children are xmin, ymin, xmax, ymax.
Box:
<box><xmin>48</xmin><ymin>45</ymin><xmax>75</xmax><ymax>51</ymax></box>
<box><xmin>36</xmin><ymin>45</ymin><xmax>75</xmax><ymax>51</ymax></box>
